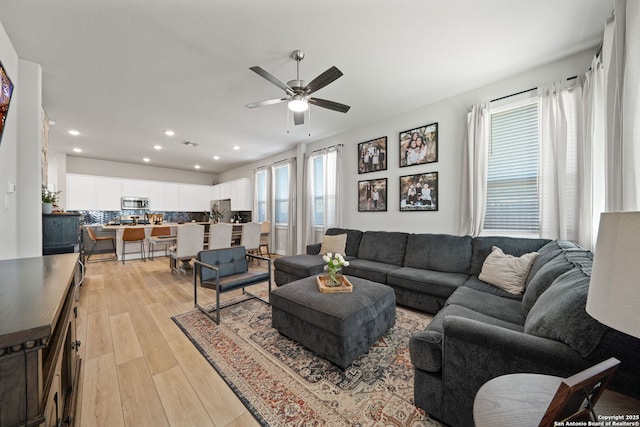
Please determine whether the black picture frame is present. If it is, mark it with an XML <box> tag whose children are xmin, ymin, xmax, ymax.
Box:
<box><xmin>358</xmin><ymin>136</ymin><xmax>387</xmax><ymax>174</ymax></box>
<box><xmin>399</xmin><ymin>122</ymin><xmax>438</xmax><ymax>167</ymax></box>
<box><xmin>358</xmin><ymin>178</ymin><xmax>388</xmax><ymax>212</ymax></box>
<box><xmin>399</xmin><ymin>172</ymin><xmax>438</xmax><ymax>211</ymax></box>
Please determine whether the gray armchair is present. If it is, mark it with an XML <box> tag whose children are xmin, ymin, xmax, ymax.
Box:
<box><xmin>193</xmin><ymin>245</ymin><xmax>271</xmax><ymax>324</ymax></box>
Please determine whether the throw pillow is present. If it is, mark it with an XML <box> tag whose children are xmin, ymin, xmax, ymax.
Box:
<box><xmin>479</xmin><ymin>246</ymin><xmax>539</xmax><ymax>294</ymax></box>
<box><xmin>319</xmin><ymin>233</ymin><xmax>347</xmax><ymax>256</ymax></box>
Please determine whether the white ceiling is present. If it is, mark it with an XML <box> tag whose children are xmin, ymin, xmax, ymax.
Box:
<box><xmin>0</xmin><ymin>0</ymin><xmax>612</xmax><ymax>174</ymax></box>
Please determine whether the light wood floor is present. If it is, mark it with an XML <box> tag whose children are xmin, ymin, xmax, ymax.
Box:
<box><xmin>76</xmin><ymin>254</ymin><xmax>270</xmax><ymax>427</ymax></box>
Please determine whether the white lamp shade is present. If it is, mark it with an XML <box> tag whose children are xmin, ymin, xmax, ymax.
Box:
<box><xmin>586</xmin><ymin>212</ymin><xmax>640</xmax><ymax>339</ymax></box>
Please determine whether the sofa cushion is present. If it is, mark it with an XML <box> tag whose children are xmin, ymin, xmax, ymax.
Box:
<box><xmin>318</xmin><ymin>233</ymin><xmax>347</xmax><ymax>256</ymax></box>
<box><xmin>525</xmin><ymin>267</ymin><xmax>608</xmax><ymax>357</ymax></box>
<box><xmin>410</xmin><ymin>304</ymin><xmax>524</xmax><ymax>372</ymax></box>
<box><xmin>445</xmin><ymin>287</ymin><xmax>526</xmax><ymax>326</ymax></box>
<box><xmin>387</xmin><ymin>267</ymin><xmax>468</xmax><ymax>299</ymax></box>
<box><xmin>478</xmin><ymin>246</ymin><xmax>538</xmax><ymax>294</ymax></box>
<box><xmin>326</xmin><ymin>228</ymin><xmax>363</xmax><ymax>257</ymax></box>
<box><xmin>273</xmin><ymin>255</ymin><xmax>326</xmax><ymax>279</ymax></box>
<box><xmin>470</xmin><ymin>236</ymin><xmax>550</xmax><ymax>276</ymax></box>
<box><xmin>522</xmin><ymin>250</ymin><xmax>592</xmax><ymax>316</ymax></box>
<box><xmin>357</xmin><ymin>231</ymin><xmax>408</xmax><ymax>266</ymax></box>
<box><xmin>525</xmin><ymin>240</ymin><xmax>584</xmax><ymax>287</ymax></box>
<box><xmin>342</xmin><ymin>258</ymin><xmax>401</xmax><ymax>284</ymax></box>
<box><xmin>404</xmin><ymin>234</ymin><xmax>472</xmax><ymax>274</ymax></box>
<box><xmin>463</xmin><ymin>276</ymin><xmax>524</xmax><ymax>300</ymax></box>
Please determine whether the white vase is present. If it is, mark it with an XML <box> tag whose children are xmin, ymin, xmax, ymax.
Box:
<box><xmin>42</xmin><ymin>202</ymin><xmax>53</xmax><ymax>214</ymax></box>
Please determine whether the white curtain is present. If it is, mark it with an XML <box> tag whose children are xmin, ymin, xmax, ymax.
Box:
<box><xmin>285</xmin><ymin>157</ymin><xmax>297</xmax><ymax>256</ymax></box>
<box><xmin>460</xmin><ymin>103</ymin><xmax>490</xmax><ymax>236</ymax></box>
<box><xmin>302</xmin><ymin>145</ymin><xmax>343</xmax><ymax>248</ymax></box>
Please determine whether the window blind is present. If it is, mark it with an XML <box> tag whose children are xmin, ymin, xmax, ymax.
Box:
<box><xmin>274</xmin><ymin>165</ymin><xmax>289</xmax><ymax>224</ymax></box>
<box><xmin>485</xmin><ymin>102</ymin><xmax>539</xmax><ymax>232</ymax></box>
<box><xmin>255</xmin><ymin>169</ymin><xmax>267</xmax><ymax>222</ymax></box>
<box><xmin>313</xmin><ymin>156</ymin><xmax>325</xmax><ymax>226</ymax></box>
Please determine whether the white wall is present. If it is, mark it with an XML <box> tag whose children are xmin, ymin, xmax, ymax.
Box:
<box><xmin>0</xmin><ymin>22</ymin><xmax>19</xmax><ymax>260</ymax></box>
<box><xmin>220</xmin><ymin>48</ymin><xmax>596</xmax><ymax>250</ymax></box>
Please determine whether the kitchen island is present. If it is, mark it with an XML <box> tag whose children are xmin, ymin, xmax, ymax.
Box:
<box><xmin>100</xmin><ymin>223</ymin><xmax>183</xmax><ymax>261</ymax></box>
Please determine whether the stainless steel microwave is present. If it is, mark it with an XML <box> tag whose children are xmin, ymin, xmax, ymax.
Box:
<box><xmin>121</xmin><ymin>197</ymin><xmax>149</xmax><ymax>210</ymax></box>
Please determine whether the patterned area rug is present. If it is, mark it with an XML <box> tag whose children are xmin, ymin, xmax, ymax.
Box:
<box><xmin>172</xmin><ymin>296</ymin><xmax>442</xmax><ymax>427</ymax></box>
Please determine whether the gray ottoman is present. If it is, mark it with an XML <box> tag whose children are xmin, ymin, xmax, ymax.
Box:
<box><xmin>270</xmin><ymin>275</ymin><xmax>396</xmax><ymax>369</ymax></box>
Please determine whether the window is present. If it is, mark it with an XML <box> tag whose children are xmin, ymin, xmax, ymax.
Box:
<box><xmin>312</xmin><ymin>155</ymin><xmax>325</xmax><ymax>226</ymax></box>
<box><xmin>255</xmin><ymin>169</ymin><xmax>267</xmax><ymax>222</ymax></box>
<box><xmin>484</xmin><ymin>101</ymin><xmax>539</xmax><ymax>233</ymax></box>
<box><xmin>274</xmin><ymin>164</ymin><xmax>289</xmax><ymax>224</ymax></box>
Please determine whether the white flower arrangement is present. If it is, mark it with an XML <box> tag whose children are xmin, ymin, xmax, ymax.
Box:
<box><xmin>322</xmin><ymin>252</ymin><xmax>349</xmax><ymax>285</ymax></box>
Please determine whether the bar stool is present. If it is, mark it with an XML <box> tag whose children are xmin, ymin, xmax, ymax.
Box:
<box><xmin>149</xmin><ymin>226</ymin><xmax>172</xmax><ymax>260</ymax></box>
<box><xmin>85</xmin><ymin>227</ymin><xmax>117</xmax><ymax>263</ymax></box>
<box><xmin>122</xmin><ymin>227</ymin><xmax>146</xmax><ymax>264</ymax></box>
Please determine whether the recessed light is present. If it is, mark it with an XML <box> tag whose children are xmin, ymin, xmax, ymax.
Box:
<box><xmin>232</xmin><ymin>145</ymin><xmax>240</xmax><ymax>150</ymax></box>
<box><xmin>153</xmin><ymin>145</ymin><xmax>162</xmax><ymax>150</ymax></box>
<box><xmin>164</xmin><ymin>130</ymin><xmax>175</xmax><ymax>136</ymax></box>
<box><xmin>194</xmin><ymin>164</ymin><xmax>201</xmax><ymax>169</ymax></box>
<box><xmin>143</xmin><ymin>158</ymin><xmax>150</xmax><ymax>162</ymax></box>
<box><xmin>72</xmin><ymin>147</ymin><xmax>82</xmax><ymax>153</ymax></box>
<box><xmin>213</xmin><ymin>155</ymin><xmax>220</xmax><ymax>160</ymax></box>
<box><xmin>68</xmin><ymin>130</ymin><xmax>80</xmax><ymax>136</ymax></box>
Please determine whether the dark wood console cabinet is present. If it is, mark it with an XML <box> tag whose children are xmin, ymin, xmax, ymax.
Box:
<box><xmin>0</xmin><ymin>254</ymin><xmax>81</xmax><ymax>426</ymax></box>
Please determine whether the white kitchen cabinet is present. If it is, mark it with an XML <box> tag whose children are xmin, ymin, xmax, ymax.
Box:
<box><xmin>121</xmin><ymin>179</ymin><xmax>150</xmax><ymax>198</ymax></box>
<box><xmin>147</xmin><ymin>181</ymin><xmax>166</xmax><ymax>211</ymax></box>
<box><xmin>218</xmin><ymin>182</ymin><xmax>231</xmax><ymax>200</ymax></box>
<box><xmin>95</xmin><ymin>177</ymin><xmax>122</xmax><ymax>210</ymax></box>
<box><xmin>164</xmin><ymin>183</ymin><xmax>180</xmax><ymax>211</ymax></box>
<box><xmin>178</xmin><ymin>184</ymin><xmax>210</xmax><ymax>212</ymax></box>
<box><xmin>66</xmin><ymin>174</ymin><xmax>96</xmax><ymax>210</ymax></box>
<box><xmin>229</xmin><ymin>178</ymin><xmax>252</xmax><ymax>211</ymax></box>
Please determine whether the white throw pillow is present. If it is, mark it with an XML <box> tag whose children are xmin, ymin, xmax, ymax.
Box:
<box><xmin>319</xmin><ymin>234</ymin><xmax>347</xmax><ymax>256</ymax></box>
<box><xmin>479</xmin><ymin>246</ymin><xmax>539</xmax><ymax>294</ymax></box>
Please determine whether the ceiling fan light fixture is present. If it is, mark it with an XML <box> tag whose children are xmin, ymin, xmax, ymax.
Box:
<box><xmin>288</xmin><ymin>95</ymin><xmax>308</xmax><ymax>112</ymax></box>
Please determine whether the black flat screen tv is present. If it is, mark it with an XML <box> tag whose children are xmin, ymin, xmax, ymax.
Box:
<box><xmin>0</xmin><ymin>59</ymin><xmax>14</xmax><ymax>147</ymax></box>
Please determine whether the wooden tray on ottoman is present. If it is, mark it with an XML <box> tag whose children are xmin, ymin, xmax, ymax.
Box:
<box><xmin>316</xmin><ymin>275</ymin><xmax>353</xmax><ymax>293</ymax></box>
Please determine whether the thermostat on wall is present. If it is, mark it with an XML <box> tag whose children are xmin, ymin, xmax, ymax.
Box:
<box><xmin>7</xmin><ymin>182</ymin><xmax>16</xmax><ymax>193</ymax></box>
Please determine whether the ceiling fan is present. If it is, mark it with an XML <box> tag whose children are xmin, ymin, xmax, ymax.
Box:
<box><xmin>246</xmin><ymin>50</ymin><xmax>350</xmax><ymax>125</ymax></box>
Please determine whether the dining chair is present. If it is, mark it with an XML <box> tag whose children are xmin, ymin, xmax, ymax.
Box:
<box><xmin>258</xmin><ymin>220</ymin><xmax>271</xmax><ymax>258</ymax></box>
<box><xmin>169</xmin><ymin>223</ymin><xmax>205</xmax><ymax>274</ymax></box>
<box><xmin>240</xmin><ymin>222</ymin><xmax>261</xmax><ymax>262</ymax></box>
<box><xmin>209</xmin><ymin>223</ymin><xmax>233</xmax><ymax>249</ymax></box>
<box><xmin>121</xmin><ymin>227</ymin><xmax>146</xmax><ymax>264</ymax></box>
<box><xmin>84</xmin><ymin>226</ymin><xmax>117</xmax><ymax>263</ymax></box>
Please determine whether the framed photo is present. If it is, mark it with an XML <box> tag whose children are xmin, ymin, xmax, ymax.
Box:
<box><xmin>400</xmin><ymin>172</ymin><xmax>438</xmax><ymax>211</ymax></box>
<box><xmin>399</xmin><ymin>122</ymin><xmax>438</xmax><ymax>167</ymax></box>
<box><xmin>358</xmin><ymin>136</ymin><xmax>387</xmax><ymax>174</ymax></box>
<box><xmin>358</xmin><ymin>178</ymin><xmax>388</xmax><ymax>212</ymax></box>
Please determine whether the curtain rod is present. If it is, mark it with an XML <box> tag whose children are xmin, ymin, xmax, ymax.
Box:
<box><xmin>311</xmin><ymin>143</ymin><xmax>344</xmax><ymax>155</ymax></box>
<box><xmin>490</xmin><ymin>76</ymin><xmax>578</xmax><ymax>103</ymax></box>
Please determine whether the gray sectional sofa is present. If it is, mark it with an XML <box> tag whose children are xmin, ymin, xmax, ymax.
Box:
<box><xmin>273</xmin><ymin>228</ymin><xmax>640</xmax><ymax>427</ymax></box>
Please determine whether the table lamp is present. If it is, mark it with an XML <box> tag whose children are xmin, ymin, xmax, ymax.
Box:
<box><xmin>586</xmin><ymin>211</ymin><xmax>640</xmax><ymax>339</ymax></box>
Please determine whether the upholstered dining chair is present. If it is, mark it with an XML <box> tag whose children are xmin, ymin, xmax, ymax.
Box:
<box><xmin>208</xmin><ymin>223</ymin><xmax>233</xmax><ymax>249</ymax></box>
<box><xmin>121</xmin><ymin>227</ymin><xmax>146</xmax><ymax>264</ymax></box>
<box><xmin>240</xmin><ymin>222</ymin><xmax>261</xmax><ymax>263</ymax></box>
<box><xmin>169</xmin><ymin>223</ymin><xmax>205</xmax><ymax>274</ymax></box>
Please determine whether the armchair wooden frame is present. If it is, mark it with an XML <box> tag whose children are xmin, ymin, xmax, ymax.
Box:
<box><xmin>193</xmin><ymin>246</ymin><xmax>271</xmax><ymax>325</ymax></box>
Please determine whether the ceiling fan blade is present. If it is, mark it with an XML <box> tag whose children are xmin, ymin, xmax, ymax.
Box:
<box><xmin>304</xmin><ymin>66</ymin><xmax>343</xmax><ymax>95</ymax></box>
<box><xmin>245</xmin><ymin>98</ymin><xmax>287</xmax><ymax>109</ymax></box>
<box><xmin>294</xmin><ymin>111</ymin><xmax>305</xmax><ymax>125</ymax></box>
<box><xmin>309</xmin><ymin>97</ymin><xmax>351</xmax><ymax>113</ymax></box>
<box><xmin>249</xmin><ymin>66</ymin><xmax>294</xmax><ymax>96</ymax></box>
